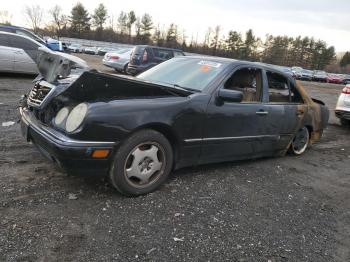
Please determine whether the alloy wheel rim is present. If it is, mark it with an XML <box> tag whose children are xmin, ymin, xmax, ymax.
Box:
<box><xmin>124</xmin><ymin>142</ymin><xmax>166</xmax><ymax>188</ymax></box>
<box><xmin>292</xmin><ymin>127</ymin><xmax>309</xmax><ymax>154</ymax></box>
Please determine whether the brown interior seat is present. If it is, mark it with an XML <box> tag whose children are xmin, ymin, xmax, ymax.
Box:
<box><xmin>227</xmin><ymin>70</ymin><xmax>259</xmax><ymax>102</ymax></box>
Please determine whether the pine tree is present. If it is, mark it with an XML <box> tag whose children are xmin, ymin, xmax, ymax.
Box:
<box><xmin>140</xmin><ymin>13</ymin><xmax>153</xmax><ymax>43</ymax></box>
<box><xmin>340</xmin><ymin>52</ymin><xmax>350</xmax><ymax>67</ymax></box>
<box><xmin>70</xmin><ymin>3</ymin><xmax>91</xmax><ymax>35</ymax></box>
<box><xmin>92</xmin><ymin>3</ymin><xmax>108</xmax><ymax>30</ymax></box>
<box><xmin>127</xmin><ymin>11</ymin><xmax>137</xmax><ymax>39</ymax></box>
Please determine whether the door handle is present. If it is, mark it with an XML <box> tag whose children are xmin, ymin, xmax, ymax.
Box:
<box><xmin>256</xmin><ymin>110</ymin><xmax>268</xmax><ymax>116</ymax></box>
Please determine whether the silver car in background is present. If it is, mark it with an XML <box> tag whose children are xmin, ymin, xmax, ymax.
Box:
<box><xmin>0</xmin><ymin>32</ymin><xmax>44</xmax><ymax>74</ymax></box>
<box><xmin>0</xmin><ymin>31</ymin><xmax>88</xmax><ymax>75</ymax></box>
<box><xmin>335</xmin><ymin>84</ymin><xmax>350</xmax><ymax>126</ymax></box>
<box><xmin>102</xmin><ymin>48</ymin><xmax>133</xmax><ymax>73</ymax></box>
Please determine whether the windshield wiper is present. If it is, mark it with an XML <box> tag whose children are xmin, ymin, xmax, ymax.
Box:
<box><xmin>173</xmin><ymin>84</ymin><xmax>199</xmax><ymax>93</ymax></box>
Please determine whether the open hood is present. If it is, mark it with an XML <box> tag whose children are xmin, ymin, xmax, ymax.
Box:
<box><xmin>36</xmin><ymin>47</ymin><xmax>89</xmax><ymax>83</ymax></box>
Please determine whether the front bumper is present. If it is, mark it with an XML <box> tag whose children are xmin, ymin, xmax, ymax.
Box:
<box><xmin>335</xmin><ymin>109</ymin><xmax>350</xmax><ymax>120</ymax></box>
<box><xmin>102</xmin><ymin>59</ymin><xmax>125</xmax><ymax>71</ymax></box>
<box><xmin>126</xmin><ymin>66</ymin><xmax>145</xmax><ymax>76</ymax></box>
<box><xmin>20</xmin><ymin>107</ymin><xmax>116</xmax><ymax>174</ymax></box>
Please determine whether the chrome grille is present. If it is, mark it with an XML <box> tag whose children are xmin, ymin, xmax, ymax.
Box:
<box><xmin>27</xmin><ymin>81</ymin><xmax>54</xmax><ymax>107</ymax></box>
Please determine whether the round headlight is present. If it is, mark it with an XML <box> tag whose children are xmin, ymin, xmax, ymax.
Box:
<box><xmin>54</xmin><ymin>107</ymin><xmax>69</xmax><ymax>126</ymax></box>
<box><xmin>65</xmin><ymin>103</ymin><xmax>88</xmax><ymax>132</ymax></box>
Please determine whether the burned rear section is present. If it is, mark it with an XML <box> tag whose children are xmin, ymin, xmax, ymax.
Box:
<box><xmin>295</xmin><ymin>81</ymin><xmax>329</xmax><ymax>143</ymax></box>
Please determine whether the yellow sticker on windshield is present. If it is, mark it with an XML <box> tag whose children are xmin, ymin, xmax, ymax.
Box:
<box><xmin>198</xmin><ymin>61</ymin><xmax>222</xmax><ymax>68</ymax></box>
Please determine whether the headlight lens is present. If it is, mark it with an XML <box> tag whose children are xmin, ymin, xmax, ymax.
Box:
<box><xmin>65</xmin><ymin>103</ymin><xmax>88</xmax><ymax>132</ymax></box>
<box><xmin>54</xmin><ymin>107</ymin><xmax>69</xmax><ymax>126</ymax></box>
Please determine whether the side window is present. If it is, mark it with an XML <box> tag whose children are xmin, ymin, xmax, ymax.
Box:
<box><xmin>289</xmin><ymin>81</ymin><xmax>304</xmax><ymax>103</ymax></box>
<box><xmin>16</xmin><ymin>30</ymin><xmax>34</xmax><ymax>39</ymax></box>
<box><xmin>267</xmin><ymin>71</ymin><xmax>290</xmax><ymax>103</ymax></box>
<box><xmin>224</xmin><ymin>67</ymin><xmax>263</xmax><ymax>103</ymax></box>
<box><xmin>9</xmin><ymin>35</ymin><xmax>39</xmax><ymax>50</ymax></box>
<box><xmin>142</xmin><ymin>49</ymin><xmax>149</xmax><ymax>64</ymax></box>
<box><xmin>153</xmin><ymin>48</ymin><xmax>173</xmax><ymax>60</ymax></box>
<box><xmin>0</xmin><ymin>34</ymin><xmax>10</xmax><ymax>46</ymax></box>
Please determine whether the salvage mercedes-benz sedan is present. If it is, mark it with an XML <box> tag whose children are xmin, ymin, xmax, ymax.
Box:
<box><xmin>19</xmin><ymin>51</ymin><xmax>329</xmax><ymax>196</ymax></box>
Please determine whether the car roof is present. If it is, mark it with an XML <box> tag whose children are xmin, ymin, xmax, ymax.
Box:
<box><xmin>175</xmin><ymin>55</ymin><xmax>295</xmax><ymax>80</ymax></box>
<box><xmin>0</xmin><ymin>31</ymin><xmax>46</xmax><ymax>47</ymax></box>
<box><xmin>136</xmin><ymin>45</ymin><xmax>184</xmax><ymax>52</ymax></box>
<box><xmin>0</xmin><ymin>25</ymin><xmax>22</xmax><ymax>29</ymax></box>
<box><xmin>0</xmin><ymin>25</ymin><xmax>33</xmax><ymax>33</ymax></box>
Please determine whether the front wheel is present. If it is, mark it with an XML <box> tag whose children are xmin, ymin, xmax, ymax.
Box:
<box><xmin>109</xmin><ymin>129</ymin><xmax>173</xmax><ymax>196</ymax></box>
<box><xmin>289</xmin><ymin>127</ymin><xmax>310</xmax><ymax>155</ymax></box>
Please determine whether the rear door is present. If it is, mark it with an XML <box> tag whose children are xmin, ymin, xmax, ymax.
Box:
<box><xmin>0</xmin><ymin>34</ymin><xmax>14</xmax><ymax>72</ymax></box>
<box><xmin>259</xmin><ymin>70</ymin><xmax>305</xmax><ymax>154</ymax></box>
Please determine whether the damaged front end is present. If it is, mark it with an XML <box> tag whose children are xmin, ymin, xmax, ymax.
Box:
<box><xmin>19</xmin><ymin>49</ymin><xmax>190</xmax><ymax>174</ymax></box>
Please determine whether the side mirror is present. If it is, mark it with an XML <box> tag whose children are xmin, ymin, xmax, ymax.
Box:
<box><xmin>218</xmin><ymin>89</ymin><xmax>243</xmax><ymax>103</ymax></box>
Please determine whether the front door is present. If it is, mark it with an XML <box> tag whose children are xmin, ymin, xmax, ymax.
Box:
<box><xmin>200</xmin><ymin>66</ymin><xmax>278</xmax><ymax>164</ymax></box>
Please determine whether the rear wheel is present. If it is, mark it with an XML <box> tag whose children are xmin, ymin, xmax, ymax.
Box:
<box><xmin>109</xmin><ymin>129</ymin><xmax>173</xmax><ymax>196</ymax></box>
<box><xmin>289</xmin><ymin>127</ymin><xmax>310</xmax><ymax>155</ymax></box>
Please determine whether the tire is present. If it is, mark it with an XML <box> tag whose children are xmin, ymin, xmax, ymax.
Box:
<box><xmin>123</xmin><ymin>63</ymin><xmax>129</xmax><ymax>74</ymax></box>
<box><xmin>289</xmin><ymin>127</ymin><xmax>310</xmax><ymax>155</ymax></box>
<box><xmin>340</xmin><ymin>119</ymin><xmax>350</xmax><ymax>127</ymax></box>
<box><xmin>109</xmin><ymin>129</ymin><xmax>173</xmax><ymax>196</ymax></box>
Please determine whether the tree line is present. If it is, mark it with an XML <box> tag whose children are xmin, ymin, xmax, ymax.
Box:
<box><xmin>1</xmin><ymin>2</ymin><xmax>349</xmax><ymax>72</ymax></box>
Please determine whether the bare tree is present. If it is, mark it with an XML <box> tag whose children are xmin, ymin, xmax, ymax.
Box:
<box><xmin>24</xmin><ymin>5</ymin><xmax>44</xmax><ymax>33</ymax></box>
<box><xmin>50</xmin><ymin>5</ymin><xmax>66</xmax><ymax>38</ymax></box>
<box><xmin>0</xmin><ymin>10</ymin><xmax>12</xmax><ymax>25</ymax></box>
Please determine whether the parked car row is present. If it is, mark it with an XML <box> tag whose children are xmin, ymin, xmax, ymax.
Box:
<box><xmin>291</xmin><ymin>66</ymin><xmax>350</xmax><ymax>84</ymax></box>
<box><xmin>102</xmin><ymin>45</ymin><xmax>185</xmax><ymax>75</ymax></box>
<box><xmin>66</xmin><ymin>43</ymin><xmax>128</xmax><ymax>56</ymax></box>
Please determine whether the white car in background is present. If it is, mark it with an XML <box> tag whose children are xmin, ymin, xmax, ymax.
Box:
<box><xmin>335</xmin><ymin>84</ymin><xmax>350</xmax><ymax>126</ymax></box>
<box><xmin>67</xmin><ymin>43</ymin><xmax>83</xmax><ymax>53</ymax></box>
<box><xmin>0</xmin><ymin>31</ymin><xmax>87</xmax><ymax>75</ymax></box>
<box><xmin>102</xmin><ymin>48</ymin><xmax>133</xmax><ymax>73</ymax></box>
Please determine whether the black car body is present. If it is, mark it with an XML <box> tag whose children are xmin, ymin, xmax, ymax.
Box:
<box><xmin>127</xmin><ymin>45</ymin><xmax>185</xmax><ymax>75</ymax></box>
<box><xmin>20</xmin><ymin>51</ymin><xmax>329</xmax><ymax>196</ymax></box>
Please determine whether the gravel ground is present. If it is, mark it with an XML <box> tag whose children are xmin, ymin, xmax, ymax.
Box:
<box><xmin>0</xmin><ymin>54</ymin><xmax>349</xmax><ymax>261</ymax></box>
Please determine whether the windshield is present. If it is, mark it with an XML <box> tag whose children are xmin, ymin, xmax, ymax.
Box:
<box><xmin>137</xmin><ymin>57</ymin><xmax>227</xmax><ymax>91</ymax></box>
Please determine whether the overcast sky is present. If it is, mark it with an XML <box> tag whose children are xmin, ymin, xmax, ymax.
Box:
<box><xmin>2</xmin><ymin>0</ymin><xmax>350</xmax><ymax>52</ymax></box>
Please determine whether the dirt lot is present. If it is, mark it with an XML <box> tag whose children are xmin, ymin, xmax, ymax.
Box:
<box><xmin>0</xmin><ymin>54</ymin><xmax>349</xmax><ymax>262</ymax></box>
